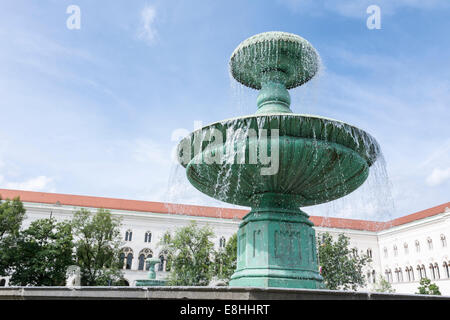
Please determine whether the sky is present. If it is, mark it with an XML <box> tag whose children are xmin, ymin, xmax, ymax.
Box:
<box><xmin>0</xmin><ymin>0</ymin><xmax>449</xmax><ymax>221</ymax></box>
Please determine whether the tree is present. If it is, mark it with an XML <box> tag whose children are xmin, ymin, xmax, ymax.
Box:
<box><xmin>416</xmin><ymin>278</ymin><xmax>441</xmax><ymax>295</ymax></box>
<box><xmin>7</xmin><ymin>218</ymin><xmax>75</xmax><ymax>286</ymax></box>
<box><xmin>212</xmin><ymin>233</ymin><xmax>237</xmax><ymax>284</ymax></box>
<box><xmin>372</xmin><ymin>275</ymin><xmax>395</xmax><ymax>293</ymax></box>
<box><xmin>160</xmin><ymin>222</ymin><xmax>215</xmax><ymax>286</ymax></box>
<box><xmin>71</xmin><ymin>208</ymin><xmax>124</xmax><ymax>286</ymax></box>
<box><xmin>317</xmin><ymin>232</ymin><xmax>371</xmax><ymax>291</ymax></box>
<box><xmin>0</xmin><ymin>196</ymin><xmax>26</xmax><ymax>277</ymax></box>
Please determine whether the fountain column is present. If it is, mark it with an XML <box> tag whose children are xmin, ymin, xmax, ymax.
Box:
<box><xmin>229</xmin><ymin>194</ymin><xmax>323</xmax><ymax>288</ymax></box>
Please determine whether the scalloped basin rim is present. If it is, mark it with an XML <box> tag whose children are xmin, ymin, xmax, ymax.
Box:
<box><xmin>178</xmin><ymin>113</ymin><xmax>381</xmax><ymax>167</ymax></box>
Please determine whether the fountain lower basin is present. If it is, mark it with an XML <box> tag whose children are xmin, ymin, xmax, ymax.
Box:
<box><xmin>178</xmin><ymin>113</ymin><xmax>380</xmax><ymax>208</ymax></box>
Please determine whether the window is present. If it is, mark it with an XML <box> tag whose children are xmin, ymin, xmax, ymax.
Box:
<box><xmin>417</xmin><ymin>264</ymin><xmax>426</xmax><ymax>279</ymax></box>
<box><xmin>367</xmin><ymin>248</ymin><xmax>372</xmax><ymax>258</ymax></box>
<box><xmin>395</xmin><ymin>268</ymin><xmax>403</xmax><ymax>282</ymax></box>
<box><xmin>144</xmin><ymin>231</ymin><xmax>152</xmax><ymax>243</ymax></box>
<box><xmin>385</xmin><ymin>269</ymin><xmax>393</xmax><ymax>283</ymax></box>
<box><xmin>429</xmin><ymin>263</ymin><xmax>436</xmax><ymax>279</ymax></box>
<box><xmin>406</xmin><ymin>266</ymin><xmax>414</xmax><ymax>282</ymax></box>
<box><xmin>384</xmin><ymin>247</ymin><xmax>388</xmax><ymax>258</ymax></box>
<box><xmin>158</xmin><ymin>255</ymin><xmax>165</xmax><ymax>272</ymax></box>
<box><xmin>427</xmin><ymin>238</ymin><xmax>433</xmax><ymax>250</ymax></box>
<box><xmin>372</xmin><ymin>270</ymin><xmax>376</xmax><ymax>283</ymax></box>
<box><xmin>157</xmin><ymin>250</ymin><xmax>169</xmax><ymax>272</ymax></box>
<box><xmin>441</xmin><ymin>234</ymin><xmax>447</xmax><ymax>248</ymax></box>
<box><xmin>121</xmin><ymin>247</ymin><xmax>134</xmax><ymax>270</ymax></box>
<box><xmin>125</xmin><ymin>230</ymin><xmax>133</xmax><ymax>242</ymax></box>
<box><xmin>219</xmin><ymin>236</ymin><xmax>226</xmax><ymax>248</ymax></box>
<box><xmin>434</xmin><ymin>263</ymin><xmax>440</xmax><ymax>279</ymax></box>
<box><xmin>415</xmin><ymin>240</ymin><xmax>420</xmax><ymax>252</ymax></box>
<box><xmin>393</xmin><ymin>245</ymin><xmax>398</xmax><ymax>257</ymax></box>
<box><xmin>138</xmin><ymin>248</ymin><xmax>153</xmax><ymax>271</ymax></box>
<box><xmin>403</xmin><ymin>243</ymin><xmax>408</xmax><ymax>255</ymax></box>
<box><xmin>443</xmin><ymin>262</ymin><xmax>450</xmax><ymax>279</ymax></box>
<box><xmin>0</xmin><ymin>279</ymin><xmax>5</xmax><ymax>287</ymax></box>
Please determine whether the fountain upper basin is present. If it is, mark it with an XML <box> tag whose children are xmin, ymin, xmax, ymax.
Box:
<box><xmin>177</xmin><ymin>113</ymin><xmax>380</xmax><ymax>208</ymax></box>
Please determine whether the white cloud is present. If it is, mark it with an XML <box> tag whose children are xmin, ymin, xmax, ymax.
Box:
<box><xmin>0</xmin><ymin>175</ymin><xmax>54</xmax><ymax>192</ymax></box>
<box><xmin>426</xmin><ymin>167</ymin><xmax>450</xmax><ymax>187</ymax></box>
<box><xmin>137</xmin><ymin>5</ymin><xmax>158</xmax><ymax>45</ymax></box>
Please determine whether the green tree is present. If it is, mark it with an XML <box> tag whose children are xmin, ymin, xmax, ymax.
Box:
<box><xmin>7</xmin><ymin>218</ymin><xmax>75</xmax><ymax>286</ymax></box>
<box><xmin>372</xmin><ymin>275</ymin><xmax>395</xmax><ymax>293</ymax></box>
<box><xmin>416</xmin><ymin>277</ymin><xmax>441</xmax><ymax>295</ymax></box>
<box><xmin>160</xmin><ymin>222</ymin><xmax>215</xmax><ymax>286</ymax></box>
<box><xmin>71</xmin><ymin>208</ymin><xmax>124</xmax><ymax>286</ymax></box>
<box><xmin>317</xmin><ymin>232</ymin><xmax>371</xmax><ymax>291</ymax></box>
<box><xmin>213</xmin><ymin>233</ymin><xmax>237</xmax><ymax>284</ymax></box>
<box><xmin>0</xmin><ymin>197</ymin><xmax>26</xmax><ymax>277</ymax></box>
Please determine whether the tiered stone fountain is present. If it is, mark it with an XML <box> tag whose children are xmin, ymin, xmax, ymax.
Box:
<box><xmin>177</xmin><ymin>31</ymin><xmax>380</xmax><ymax>289</ymax></box>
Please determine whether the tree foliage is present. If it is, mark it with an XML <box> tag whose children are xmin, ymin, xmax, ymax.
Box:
<box><xmin>71</xmin><ymin>208</ymin><xmax>124</xmax><ymax>286</ymax></box>
<box><xmin>0</xmin><ymin>197</ymin><xmax>26</xmax><ymax>277</ymax></box>
<box><xmin>160</xmin><ymin>222</ymin><xmax>215</xmax><ymax>286</ymax></box>
<box><xmin>213</xmin><ymin>233</ymin><xmax>237</xmax><ymax>284</ymax></box>
<box><xmin>7</xmin><ymin>218</ymin><xmax>74</xmax><ymax>286</ymax></box>
<box><xmin>372</xmin><ymin>275</ymin><xmax>395</xmax><ymax>293</ymax></box>
<box><xmin>416</xmin><ymin>277</ymin><xmax>441</xmax><ymax>295</ymax></box>
<box><xmin>317</xmin><ymin>232</ymin><xmax>371</xmax><ymax>291</ymax></box>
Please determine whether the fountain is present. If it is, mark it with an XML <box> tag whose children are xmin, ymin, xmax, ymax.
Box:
<box><xmin>135</xmin><ymin>257</ymin><xmax>167</xmax><ymax>286</ymax></box>
<box><xmin>176</xmin><ymin>31</ymin><xmax>380</xmax><ymax>289</ymax></box>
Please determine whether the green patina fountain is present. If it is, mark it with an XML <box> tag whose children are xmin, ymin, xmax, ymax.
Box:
<box><xmin>135</xmin><ymin>257</ymin><xmax>167</xmax><ymax>286</ymax></box>
<box><xmin>176</xmin><ymin>31</ymin><xmax>380</xmax><ymax>289</ymax></box>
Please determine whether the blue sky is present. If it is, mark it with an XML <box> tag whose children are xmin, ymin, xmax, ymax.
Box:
<box><xmin>0</xmin><ymin>0</ymin><xmax>449</xmax><ymax>221</ymax></box>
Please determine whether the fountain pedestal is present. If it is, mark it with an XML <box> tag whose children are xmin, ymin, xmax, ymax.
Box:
<box><xmin>229</xmin><ymin>194</ymin><xmax>323</xmax><ymax>289</ymax></box>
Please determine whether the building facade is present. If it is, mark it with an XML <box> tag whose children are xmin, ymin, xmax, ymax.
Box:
<box><xmin>0</xmin><ymin>188</ymin><xmax>448</xmax><ymax>295</ymax></box>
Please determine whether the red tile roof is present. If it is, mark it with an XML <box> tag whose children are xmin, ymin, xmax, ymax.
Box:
<box><xmin>0</xmin><ymin>189</ymin><xmax>448</xmax><ymax>232</ymax></box>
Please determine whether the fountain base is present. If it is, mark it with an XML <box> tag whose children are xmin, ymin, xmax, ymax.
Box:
<box><xmin>229</xmin><ymin>198</ymin><xmax>324</xmax><ymax>289</ymax></box>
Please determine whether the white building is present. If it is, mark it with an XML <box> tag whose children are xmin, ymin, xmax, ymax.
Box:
<box><xmin>0</xmin><ymin>188</ymin><xmax>448</xmax><ymax>295</ymax></box>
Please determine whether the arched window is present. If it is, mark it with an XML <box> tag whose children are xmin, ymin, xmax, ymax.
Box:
<box><xmin>403</xmin><ymin>243</ymin><xmax>409</xmax><ymax>255</ymax></box>
<box><xmin>126</xmin><ymin>253</ymin><xmax>133</xmax><ymax>269</ymax></box>
<box><xmin>157</xmin><ymin>250</ymin><xmax>169</xmax><ymax>272</ymax></box>
<box><xmin>385</xmin><ymin>269</ymin><xmax>393</xmax><ymax>283</ymax></box>
<box><xmin>429</xmin><ymin>263</ymin><xmax>435</xmax><ymax>279</ymax></box>
<box><xmin>443</xmin><ymin>262</ymin><xmax>450</xmax><ymax>279</ymax></box>
<box><xmin>427</xmin><ymin>238</ymin><xmax>433</xmax><ymax>250</ymax></box>
<box><xmin>415</xmin><ymin>240</ymin><xmax>420</xmax><ymax>252</ymax></box>
<box><xmin>144</xmin><ymin>231</ymin><xmax>152</xmax><ymax>243</ymax></box>
<box><xmin>138</xmin><ymin>248</ymin><xmax>153</xmax><ymax>271</ymax></box>
<box><xmin>417</xmin><ymin>265</ymin><xmax>423</xmax><ymax>279</ymax></box>
<box><xmin>393</xmin><ymin>245</ymin><xmax>398</xmax><ymax>257</ymax></box>
<box><xmin>441</xmin><ymin>234</ymin><xmax>447</xmax><ymax>247</ymax></box>
<box><xmin>434</xmin><ymin>263</ymin><xmax>440</xmax><ymax>279</ymax></box>
<box><xmin>121</xmin><ymin>247</ymin><xmax>133</xmax><ymax>269</ymax></box>
<box><xmin>421</xmin><ymin>265</ymin><xmax>426</xmax><ymax>279</ymax></box>
<box><xmin>0</xmin><ymin>279</ymin><xmax>5</xmax><ymax>287</ymax></box>
<box><xmin>367</xmin><ymin>248</ymin><xmax>372</xmax><ymax>258</ymax></box>
<box><xmin>125</xmin><ymin>229</ymin><xmax>133</xmax><ymax>242</ymax></box>
<box><xmin>394</xmin><ymin>268</ymin><xmax>403</xmax><ymax>282</ymax></box>
<box><xmin>158</xmin><ymin>255</ymin><xmax>165</xmax><ymax>272</ymax></box>
<box><xmin>219</xmin><ymin>236</ymin><xmax>226</xmax><ymax>248</ymax></box>
<box><xmin>405</xmin><ymin>267</ymin><xmax>411</xmax><ymax>282</ymax></box>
